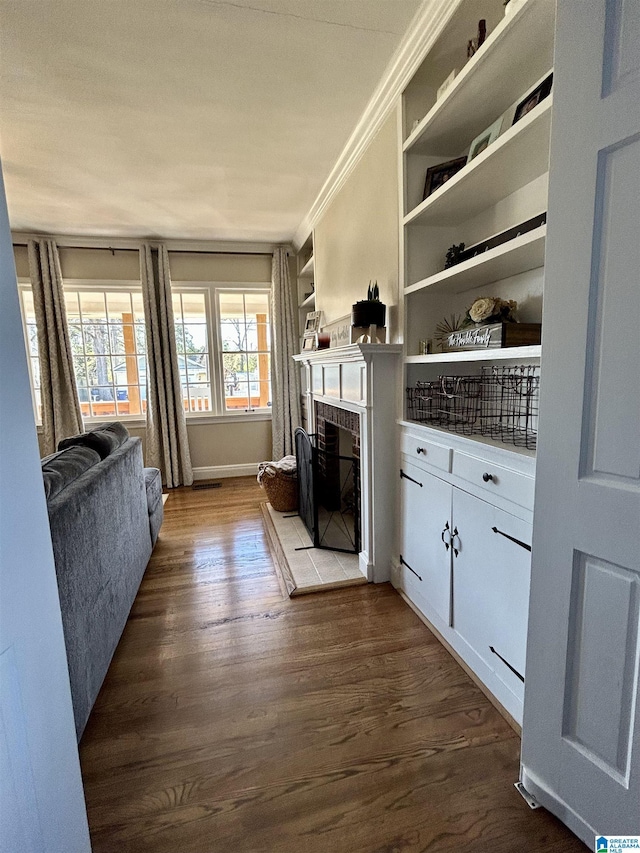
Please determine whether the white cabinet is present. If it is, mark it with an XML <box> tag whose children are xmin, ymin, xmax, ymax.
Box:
<box><xmin>395</xmin><ymin>424</ymin><xmax>534</xmax><ymax>723</ymax></box>
<box><xmin>452</xmin><ymin>487</ymin><xmax>531</xmax><ymax>699</ymax></box>
<box><xmin>399</xmin><ymin>461</ymin><xmax>452</xmax><ymax>625</ymax></box>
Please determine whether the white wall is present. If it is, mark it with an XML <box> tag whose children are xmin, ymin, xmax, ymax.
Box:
<box><xmin>313</xmin><ymin>108</ymin><xmax>401</xmax><ymax>340</ymax></box>
<box><xmin>0</xmin><ymin>166</ymin><xmax>91</xmax><ymax>850</ymax></box>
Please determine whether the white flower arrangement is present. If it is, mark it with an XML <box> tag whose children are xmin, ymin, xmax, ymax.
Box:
<box><xmin>465</xmin><ymin>296</ymin><xmax>518</xmax><ymax>326</ymax></box>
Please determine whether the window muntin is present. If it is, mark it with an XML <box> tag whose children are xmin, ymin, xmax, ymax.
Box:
<box><xmin>218</xmin><ymin>290</ymin><xmax>271</xmax><ymax>412</ymax></box>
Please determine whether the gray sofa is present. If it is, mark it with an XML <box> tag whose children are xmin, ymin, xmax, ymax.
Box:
<box><xmin>42</xmin><ymin>424</ymin><xmax>163</xmax><ymax>739</ymax></box>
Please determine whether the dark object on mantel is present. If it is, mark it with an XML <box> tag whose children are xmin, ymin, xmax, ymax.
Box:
<box><xmin>445</xmin><ymin>212</ymin><xmax>547</xmax><ymax>269</ymax></box>
<box><xmin>445</xmin><ymin>322</ymin><xmax>541</xmax><ymax>351</ymax></box>
<box><xmin>352</xmin><ymin>299</ymin><xmax>386</xmax><ymax>328</ymax></box>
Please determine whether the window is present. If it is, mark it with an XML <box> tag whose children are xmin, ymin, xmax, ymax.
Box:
<box><xmin>19</xmin><ymin>284</ymin><xmax>147</xmax><ymax>422</ymax></box>
<box><xmin>19</xmin><ymin>279</ymin><xmax>271</xmax><ymax>424</ymax></box>
<box><xmin>20</xmin><ymin>289</ymin><xmax>42</xmax><ymax>423</ymax></box>
<box><xmin>218</xmin><ymin>290</ymin><xmax>271</xmax><ymax>412</ymax></box>
<box><xmin>65</xmin><ymin>288</ymin><xmax>147</xmax><ymax>419</ymax></box>
<box><xmin>171</xmin><ymin>290</ymin><xmax>212</xmax><ymax>412</ymax></box>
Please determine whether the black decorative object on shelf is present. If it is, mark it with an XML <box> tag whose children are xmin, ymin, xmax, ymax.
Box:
<box><xmin>444</xmin><ymin>243</ymin><xmax>466</xmax><ymax>268</ymax></box>
<box><xmin>443</xmin><ymin>212</ymin><xmax>547</xmax><ymax>269</ymax></box>
<box><xmin>512</xmin><ymin>73</ymin><xmax>553</xmax><ymax>125</ymax></box>
<box><xmin>352</xmin><ymin>281</ymin><xmax>386</xmax><ymax>328</ymax></box>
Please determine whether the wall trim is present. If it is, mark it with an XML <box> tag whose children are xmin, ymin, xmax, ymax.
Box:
<box><xmin>292</xmin><ymin>0</ymin><xmax>457</xmax><ymax>249</ymax></box>
<box><xmin>193</xmin><ymin>464</ymin><xmax>258</xmax><ymax>480</ymax></box>
<box><xmin>12</xmin><ymin>231</ymin><xmax>284</xmax><ymax>255</ymax></box>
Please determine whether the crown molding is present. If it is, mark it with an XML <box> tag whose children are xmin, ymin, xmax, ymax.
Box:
<box><xmin>292</xmin><ymin>0</ymin><xmax>457</xmax><ymax>250</ymax></box>
<box><xmin>11</xmin><ymin>231</ymin><xmax>283</xmax><ymax>255</ymax></box>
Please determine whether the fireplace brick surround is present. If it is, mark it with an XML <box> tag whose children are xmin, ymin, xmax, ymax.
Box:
<box><xmin>293</xmin><ymin>344</ymin><xmax>402</xmax><ymax>582</ymax></box>
<box><xmin>315</xmin><ymin>401</ymin><xmax>361</xmax><ymax>552</ymax></box>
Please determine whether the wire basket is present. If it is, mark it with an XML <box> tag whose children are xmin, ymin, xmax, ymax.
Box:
<box><xmin>406</xmin><ymin>365</ymin><xmax>540</xmax><ymax>449</ymax></box>
<box><xmin>479</xmin><ymin>365</ymin><xmax>539</xmax><ymax>449</ymax></box>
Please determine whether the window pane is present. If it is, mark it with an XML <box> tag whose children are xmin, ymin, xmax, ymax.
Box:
<box><xmin>250</xmin><ymin>382</ymin><xmax>271</xmax><ymax>408</ymax></box>
<box><xmin>220</xmin><ymin>319</ymin><xmax>245</xmax><ymax>352</ymax></box>
<box><xmin>244</xmin><ymin>292</ymin><xmax>269</xmax><ymax>316</ymax></box>
<box><xmin>106</xmin><ymin>291</ymin><xmax>132</xmax><ymax>320</ymax></box>
<box><xmin>109</xmin><ymin>325</ymin><xmax>125</xmax><ymax>354</ymax></box>
<box><xmin>180</xmin><ymin>292</ymin><xmax>206</xmax><ymax>320</ymax></box>
<box><xmin>135</xmin><ymin>325</ymin><xmax>146</xmax><ymax>353</ymax></box>
<box><xmin>21</xmin><ymin>290</ymin><xmax>37</xmax><ymax>323</ymax></box>
<box><xmin>31</xmin><ymin>357</ymin><xmax>41</xmax><ymax>389</ymax></box>
<box><xmin>186</xmin><ymin>383</ymin><xmax>212</xmax><ymax>413</ymax></box>
<box><xmin>219</xmin><ymin>292</ymin><xmax>245</xmax><ymax>317</ymax></box>
<box><xmin>79</xmin><ymin>291</ymin><xmax>107</xmax><ymax>321</ymax></box>
<box><xmin>64</xmin><ymin>291</ymin><xmax>80</xmax><ymax>321</ymax></box>
<box><xmin>132</xmin><ymin>292</ymin><xmax>145</xmax><ymax>323</ymax></box>
<box><xmin>182</xmin><ymin>323</ymin><xmax>208</xmax><ymax>353</ymax></box>
<box><xmin>27</xmin><ymin>324</ymin><xmax>39</xmax><ymax>356</ymax></box>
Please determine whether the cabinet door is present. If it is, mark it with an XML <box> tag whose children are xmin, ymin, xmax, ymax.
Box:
<box><xmin>399</xmin><ymin>461</ymin><xmax>452</xmax><ymax>625</ymax></box>
<box><xmin>452</xmin><ymin>488</ymin><xmax>532</xmax><ymax>690</ymax></box>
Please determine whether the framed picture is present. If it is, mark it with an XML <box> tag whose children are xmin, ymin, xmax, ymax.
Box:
<box><xmin>302</xmin><ymin>335</ymin><xmax>316</xmax><ymax>352</ymax></box>
<box><xmin>468</xmin><ymin>117</ymin><xmax>503</xmax><ymax>162</ymax></box>
<box><xmin>512</xmin><ymin>72</ymin><xmax>553</xmax><ymax>125</ymax></box>
<box><xmin>423</xmin><ymin>156</ymin><xmax>467</xmax><ymax>200</ymax></box>
<box><xmin>304</xmin><ymin>310</ymin><xmax>321</xmax><ymax>335</ymax></box>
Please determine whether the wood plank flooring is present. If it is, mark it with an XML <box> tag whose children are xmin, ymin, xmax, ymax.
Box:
<box><xmin>79</xmin><ymin>477</ymin><xmax>586</xmax><ymax>852</ymax></box>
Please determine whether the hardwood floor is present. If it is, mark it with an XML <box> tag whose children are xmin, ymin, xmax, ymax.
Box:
<box><xmin>80</xmin><ymin>477</ymin><xmax>585</xmax><ymax>852</ymax></box>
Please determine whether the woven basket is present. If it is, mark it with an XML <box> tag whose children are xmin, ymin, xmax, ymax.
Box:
<box><xmin>261</xmin><ymin>471</ymin><xmax>298</xmax><ymax>512</ymax></box>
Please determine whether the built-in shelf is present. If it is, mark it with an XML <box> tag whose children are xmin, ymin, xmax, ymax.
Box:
<box><xmin>299</xmin><ymin>291</ymin><xmax>316</xmax><ymax>309</ymax></box>
<box><xmin>404</xmin><ymin>97</ymin><xmax>552</xmax><ymax>227</ymax></box>
<box><xmin>405</xmin><ymin>345</ymin><xmax>541</xmax><ymax>365</ymax></box>
<box><xmin>403</xmin><ymin>0</ymin><xmax>555</xmax><ymax>156</ymax></box>
<box><xmin>405</xmin><ymin>225</ymin><xmax>546</xmax><ymax>296</ymax></box>
<box><xmin>299</xmin><ymin>255</ymin><xmax>314</xmax><ymax>277</ymax></box>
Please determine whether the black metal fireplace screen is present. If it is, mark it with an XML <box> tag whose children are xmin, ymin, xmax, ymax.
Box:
<box><xmin>294</xmin><ymin>427</ymin><xmax>360</xmax><ymax>554</ymax></box>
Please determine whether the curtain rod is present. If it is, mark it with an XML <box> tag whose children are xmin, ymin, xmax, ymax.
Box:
<box><xmin>12</xmin><ymin>242</ymin><xmax>273</xmax><ymax>257</ymax></box>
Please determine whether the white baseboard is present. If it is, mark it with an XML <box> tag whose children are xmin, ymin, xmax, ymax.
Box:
<box><xmin>193</xmin><ymin>464</ymin><xmax>258</xmax><ymax>480</ymax></box>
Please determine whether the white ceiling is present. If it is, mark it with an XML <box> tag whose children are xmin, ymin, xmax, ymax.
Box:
<box><xmin>0</xmin><ymin>0</ymin><xmax>422</xmax><ymax>243</ymax></box>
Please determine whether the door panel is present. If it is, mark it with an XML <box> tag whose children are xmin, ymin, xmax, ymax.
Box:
<box><xmin>453</xmin><ymin>488</ymin><xmax>531</xmax><ymax>681</ymax></box>
<box><xmin>400</xmin><ymin>462</ymin><xmax>452</xmax><ymax>624</ymax></box>
<box><xmin>521</xmin><ymin>0</ymin><xmax>640</xmax><ymax>842</ymax></box>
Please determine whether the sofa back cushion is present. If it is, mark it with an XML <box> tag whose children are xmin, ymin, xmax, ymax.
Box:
<box><xmin>41</xmin><ymin>445</ymin><xmax>101</xmax><ymax>501</ymax></box>
<box><xmin>58</xmin><ymin>422</ymin><xmax>129</xmax><ymax>460</ymax></box>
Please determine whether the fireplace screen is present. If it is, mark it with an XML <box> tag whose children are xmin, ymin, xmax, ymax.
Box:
<box><xmin>294</xmin><ymin>427</ymin><xmax>359</xmax><ymax>554</ymax></box>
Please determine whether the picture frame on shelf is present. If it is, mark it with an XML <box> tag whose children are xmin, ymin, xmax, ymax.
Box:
<box><xmin>302</xmin><ymin>335</ymin><xmax>316</xmax><ymax>352</ymax></box>
<box><xmin>512</xmin><ymin>72</ymin><xmax>553</xmax><ymax>125</ymax></box>
<box><xmin>436</xmin><ymin>68</ymin><xmax>457</xmax><ymax>101</ymax></box>
<box><xmin>423</xmin><ymin>156</ymin><xmax>467</xmax><ymax>200</ymax></box>
<box><xmin>468</xmin><ymin>117</ymin><xmax>503</xmax><ymax>162</ymax></box>
<box><xmin>303</xmin><ymin>310</ymin><xmax>321</xmax><ymax>335</ymax></box>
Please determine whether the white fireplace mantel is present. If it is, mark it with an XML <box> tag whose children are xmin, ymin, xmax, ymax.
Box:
<box><xmin>293</xmin><ymin>344</ymin><xmax>402</xmax><ymax>583</ymax></box>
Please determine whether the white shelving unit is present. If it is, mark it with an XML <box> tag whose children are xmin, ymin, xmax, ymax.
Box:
<box><xmin>401</xmin><ymin>0</ymin><xmax>554</xmax><ymax>416</ymax></box>
<box><xmin>395</xmin><ymin>0</ymin><xmax>557</xmax><ymax>726</ymax></box>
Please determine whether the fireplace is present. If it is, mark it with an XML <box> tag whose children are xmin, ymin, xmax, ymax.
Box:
<box><xmin>295</xmin><ymin>403</ymin><xmax>361</xmax><ymax>553</ymax></box>
<box><xmin>293</xmin><ymin>343</ymin><xmax>401</xmax><ymax>582</ymax></box>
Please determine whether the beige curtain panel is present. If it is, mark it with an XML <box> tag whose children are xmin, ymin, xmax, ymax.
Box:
<box><xmin>140</xmin><ymin>243</ymin><xmax>193</xmax><ymax>488</ymax></box>
<box><xmin>270</xmin><ymin>246</ymin><xmax>301</xmax><ymax>458</ymax></box>
<box><xmin>28</xmin><ymin>238</ymin><xmax>83</xmax><ymax>455</ymax></box>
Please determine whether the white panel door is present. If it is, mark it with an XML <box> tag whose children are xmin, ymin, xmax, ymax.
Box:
<box><xmin>399</xmin><ymin>462</ymin><xmax>452</xmax><ymax>624</ymax></box>
<box><xmin>521</xmin><ymin>0</ymin><xmax>640</xmax><ymax>844</ymax></box>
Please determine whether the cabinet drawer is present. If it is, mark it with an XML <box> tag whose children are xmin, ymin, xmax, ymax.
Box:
<box><xmin>452</xmin><ymin>451</ymin><xmax>534</xmax><ymax>510</ymax></box>
<box><xmin>401</xmin><ymin>433</ymin><xmax>451</xmax><ymax>473</ymax></box>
